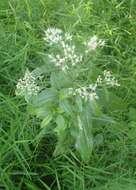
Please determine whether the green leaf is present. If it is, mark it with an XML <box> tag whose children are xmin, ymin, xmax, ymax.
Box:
<box><xmin>53</xmin><ymin>115</ymin><xmax>70</xmax><ymax>156</ymax></box>
<box><xmin>41</xmin><ymin>114</ymin><xmax>53</xmax><ymax>128</ymax></box>
<box><xmin>76</xmin><ymin>96</ymin><xmax>83</xmax><ymax>113</ymax></box>
<box><xmin>28</xmin><ymin>103</ymin><xmax>53</xmax><ymax>119</ymax></box>
<box><xmin>31</xmin><ymin>89</ymin><xmax>58</xmax><ymax>107</ymax></box>
<box><xmin>35</xmin><ymin>125</ymin><xmax>52</xmax><ymax>143</ymax></box>
<box><xmin>51</xmin><ymin>71</ymin><xmax>72</xmax><ymax>89</ymax></box>
<box><xmin>55</xmin><ymin>115</ymin><xmax>66</xmax><ymax>134</ymax></box>
<box><xmin>59</xmin><ymin>88</ymin><xmax>71</xmax><ymax>100</ymax></box>
<box><xmin>59</xmin><ymin>99</ymin><xmax>73</xmax><ymax>116</ymax></box>
<box><xmin>75</xmin><ymin>115</ymin><xmax>93</xmax><ymax>162</ymax></box>
<box><xmin>35</xmin><ymin>107</ymin><xmax>51</xmax><ymax>119</ymax></box>
<box><xmin>31</xmin><ymin>54</ymin><xmax>57</xmax><ymax>77</ymax></box>
<box><xmin>71</xmin><ymin>105</ymin><xmax>93</xmax><ymax>162</ymax></box>
<box><xmin>90</xmin><ymin>100</ymin><xmax>102</xmax><ymax>117</ymax></box>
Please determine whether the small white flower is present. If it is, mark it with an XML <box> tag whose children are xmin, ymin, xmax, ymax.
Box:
<box><xmin>48</xmin><ymin>42</ymin><xmax>82</xmax><ymax>70</ymax></box>
<box><xmin>64</xmin><ymin>32</ymin><xmax>72</xmax><ymax>41</ymax></box>
<box><xmin>48</xmin><ymin>54</ymin><xmax>68</xmax><ymax>71</ymax></box>
<box><xmin>44</xmin><ymin>27</ymin><xmax>62</xmax><ymax>45</ymax></box>
<box><xmin>16</xmin><ymin>70</ymin><xmax>40</xmax><ymax>98</ymax></box>
<box><xmin>85</xmin><ymin>35</ymin><xmax>105</xmax><ymax>52</ymax></box>
<box><xmin>89</xmin><ymin>84</ymin><xmax>97</xmax><ymax>91</ymax></box>
<box><xmin>96</xmin><ymin>75</ymin><xmax>103</xmax><ymax>84</ymax></box>
<box><xmin>67</xmin><ymin>69</ymin><xmax>119</xmax><ymax>102</ymax></box>
<box><xmin>45</xmin><ymin>28</ymin><xmax>82</xmax><ymax>71</ymax></box>
<box><xmin>62</xmin><ymin>43</ymin><xmax>82</xmax><ymax>66</ymax></box>
<box><xmin>103</xmin><ymin>70</ymin><xmax>120</xmax><ymax>87</ymax></box>
<box><xmin>89</xmin><ymin>92</ymin><xmax>98</xmax><ymax>101</ymax></box>
<box><xmin>86</xmin><ymin>35</ymin><xmax>98</xmax><ymax>51</ymax></box>
<box><xmin>68</xmin><ymin>84</ymin><xmax>99</xmax><ymax>102</ymax></box>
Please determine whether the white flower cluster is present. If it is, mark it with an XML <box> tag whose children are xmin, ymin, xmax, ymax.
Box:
<box><xmin>95</xmin><ymin>70</ymin><xmax>120</xmax><ymax>87</ymax></box>
<box><xmin>48</xmin><ymin>54</ymin><xmax>68</xmax><ymax>71</ymax></box>
<box><xmin>85</xmin><ymin>35</ymin><xmax>105</xmax><ymax>53</ymax></box>
<box><xmin>103</xmin><ymin>70</ymin><xmax>120</xmax><ymax>87</ymax></box>
<box><xmin>44</xmin><ymin>28</ymin><xmax>62</xmax><ymax>45</ymax></box>
<box><xmin>16</xmin><ymin>70</ymin><xmax>40</xmax><ymax>98</ymax></box>
<box><xmin>61</xmin><ymin>42</ymin><xmax>83</xmax><ymax>66</ymax></box>
<box><xmin>68</xmin><ymin>84</ymin><xmax>98</xmax><ymax>102</ymax></box>
<box><xmin>64</xmin><ymin>32</ymin><xmax>72</xmax><ymax>41</ymax></box>
<box><xmin>44</xmin><ymin>27</ymin><xmax>82</xmax><ymax>71</ymax></box>
<box><xmin>68</xmin><ymin>70</ymin><xmax>119</xmax><ymax>101</ymax></box>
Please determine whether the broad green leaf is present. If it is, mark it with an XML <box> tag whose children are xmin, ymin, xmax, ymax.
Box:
<box><xmin>35</xmin><ymin>124</ymin><xmax>53</xmax><ymax>143</ymax></box>
<box><xmin>41</xmin><ymin>114</ymin><xmax>53</xmax><ymax>128</ymax></box>
<box><xmin>55</xmin><ymin>115</ymin><xmax>66</xmax><ymax>133</ymax></box>
<box><xmin>71</xmin><ymin>104</ymin><xmax>93</xmax><ymax>162</ymax></box>
<box><xmin>75</xmin><ymin>115</ymin><xmax>93</xmax><ymax>162</ymax></box>
<box><xmin>31</xmin><ymin>53</ymin><xmax>57</xmax><ymax>77</ymax></box>
<box><xmin>90</xmin><ymin>100</ymin><xmax>102</xmax><ymax>117</ymax></box>
<box><xmin>59</xmin><ymin>88</ymin><xmax>71</xmax><ymax>100</ymax></box>
<box><xmin>103</xmin><ymin>85</ymin><xmax>110</xmax><ymax>102</ymax></box>
<box><xmin>76</xmin><ymin>96</ymin><xmax>83</xmax><ymax>113</ymax></box>
<box><xmin>31</xmin><ymin>59</ymin><xmax>55</xmax><ymax>78</ymax></box>
<box><xmin>53</xmin><ymin>115</ymin><xmax>70</xmax><ymax>156</ymax></box>
<box><xmin>31</xmin><ymin>89</ymin><xmax>58</xmax><ymax>107</ymax></box>
<box><xmin>35</xmin><ymin>107</ymin><xmax>51</xmax><ymax>119</ymax></box>
<box><xmin>50</xmin><ymin>71</ymin><xmax>72</xmax><ymax>89</ymax></box>
<box><xmin>53</xmin><ymin>133</ymin><xmax>71</xmax><ymax>156</ymax></box>
<box><xmin>31</xmin><ymin>67</ymin><xmax>45</xmax><ymax>78</ymax></box>
<box><xmin>59</xmin><ymin>99</ymin><xmax>73</xmax><ymax>116</ymax></box>
<box><xmin>28</xmin><ymin>103</ymin><xmax>53</xmax><ymax>119</ymax></box>
<box><xmin>75</xmin><ymin>131</ymin><xmax>93</xmax><ymax>162</ymax></box>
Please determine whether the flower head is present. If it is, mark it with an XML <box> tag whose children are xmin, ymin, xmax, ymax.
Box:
<box><xmin>46</xmin><ymin>29</ymin><xmax>82</xmax><ymax>71</ymax></box>
<box><xmin>16</xmin><ymin>70</ymin><xmax>40</xmax><ymax>100</ymax></box>
<box><xmin>68</xmin><ymin>84</ymin><xmax>98</xmax><ymax>102</ymax></box>
<box><xmin>44</xmin><ymin>27</ymin><xmax>62</xmax><ymax>45</ymax></box>
<box><xmin>64</xmin><ymin>32</ymin><xmax>72</xmax><ymax>41</ymax></box>
<box><xmin>85</xmin><ymin>35</ymin><xmax>105</xmax><ymax>52</ymax></box>
<box><xmin>68</xmin><ymin>69</ymin><xmax>120</xmax><ymax>102</ymax></box>
<box><xmin>103</xmin><ymin>70</ymin><xmax>120</xmax><ymax>87</ymax></box>
<box><xmin>61</xmin><ymin>42</ymin><xmax>82</xmax><ymax>66</ymax></box>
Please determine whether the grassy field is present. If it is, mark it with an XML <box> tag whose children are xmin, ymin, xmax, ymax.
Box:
<box><xmin>1</xmin><ymin>0</ymin><xmax>136</xmax><ymax>189</ymax></box>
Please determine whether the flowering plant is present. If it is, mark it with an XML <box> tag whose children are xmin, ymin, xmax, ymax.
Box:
<box><xmin>16</xmin><ymin>28</ymin><xmax>119</xmax><ymax>162</ymax></box>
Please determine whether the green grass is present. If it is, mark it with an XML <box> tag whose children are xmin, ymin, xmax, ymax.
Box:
<box><xmin>1</xmin><ymin>0</ymin><xmax>136</xmax><ymax>189</ymax></box>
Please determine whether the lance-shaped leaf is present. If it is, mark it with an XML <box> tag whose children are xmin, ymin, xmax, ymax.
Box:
<box><xmin>31</xmin><ymin>55</ymin><xmax>56</xmax><ymax>77</ymax></box>
<box><xmin>31</xmin><ymin>88</ymin><xmax>58</xmax><ymax>107</ymax></box>
<box><xmin>71</xmin><ymin>104</ymin><xmax>93</xmax><ymax>162</ymax></box>
<box><xmin>59</xmin><ymin>99</ymin><xmax>74</xmax><ymax>116</ymax></box>
<box><xmin>53</xmin><ymin>115</ymin><xmax>70</xmax><ymax>156</ymax></box>
<box><xmin>75</xmin><ymin>96</ymin><xmax>83</xmax><ymax>113</ymax></box>
<box><xmin>50</xmin><ymin>71</ymin><xmax>72</xmax><ymax>89</ymax></box>
<box><xmin>41</xmin><ymin>114</ymin><xmax>53</xmax><ymax>128</ymax></box>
